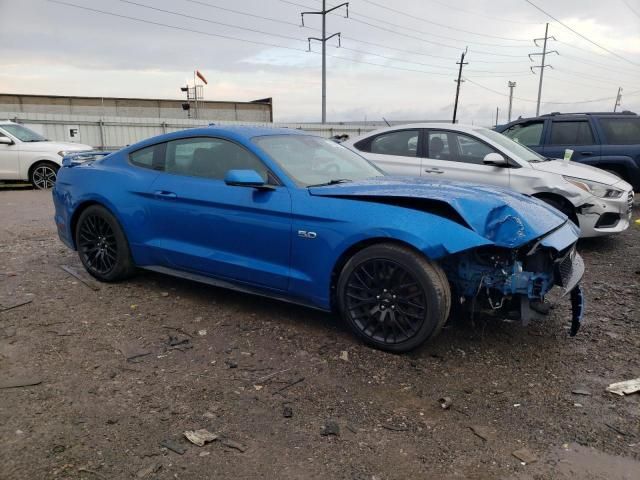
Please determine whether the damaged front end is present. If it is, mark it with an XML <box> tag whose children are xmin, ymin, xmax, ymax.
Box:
<box><xmin>442</xmin><ymin>223</ymin><xmax>585</xmax><ymax>335</ymax></box>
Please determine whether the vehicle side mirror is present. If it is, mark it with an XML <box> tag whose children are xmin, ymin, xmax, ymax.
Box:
<box><xmin>224</xmin><ymin>169</ymin><xmax>273</xmax><ymax>190</ymax></box>
<box><xmin>0</xmin><ymin>136</ymin><xmax>14</xmax><ymax>145</ymax></box>
<box><xmin>483</xmin><ymin>152</ymin><xmax>509</xmax><ymax>167</ymax></box>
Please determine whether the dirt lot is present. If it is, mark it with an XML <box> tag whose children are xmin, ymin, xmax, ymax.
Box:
<box><xmin>1</xmin><ymin>188</ymin><xmax>639</xmax><ymax>480</ymax></box>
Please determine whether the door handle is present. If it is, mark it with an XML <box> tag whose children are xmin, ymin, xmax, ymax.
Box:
<box><xmin>154</xmin><ymin>190</ymin><xmax>177</xmax><ymax>199</ymax></box>
<box><xmin>580</xmin><ymin>151</ymin><xmax>593</xmax><ymax>155</ymax></box>
<box><xmin>424</xmin><ymin>168</ymin><xmax>444</xmax><ymax>174</ymax></box>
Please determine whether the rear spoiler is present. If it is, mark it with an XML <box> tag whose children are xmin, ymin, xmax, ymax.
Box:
<box><xmin>62</xmin><ymin>151</ymin><xmax>113</xmax><ymax>167</ymax></box>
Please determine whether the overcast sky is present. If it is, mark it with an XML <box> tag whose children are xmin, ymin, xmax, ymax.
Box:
<box><xmin>1</xmin><ymin>0</ymin><xmax>639</xmax><ymax>124</ymax></box>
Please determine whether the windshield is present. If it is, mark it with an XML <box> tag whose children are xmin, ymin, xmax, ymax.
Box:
<box><xmin>253</xmin><ymin>134</ymin><xmax>383</xmax><ymax>187</ymax></box>
<box><xmin>0</xmin><ymin>123</ymin><xmax>47</xmax><ymax>142</ymax></box>
<box><xmin>478</xmin><ymin>128</ymin><xmax>546</xmax><ymax>162</ymax></box>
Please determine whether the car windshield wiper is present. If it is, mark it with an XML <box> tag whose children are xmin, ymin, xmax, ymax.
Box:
<box><xmin>307</xmin><ymin>179</ymin><xmax>353</xmax><ymax>187</ymax></box>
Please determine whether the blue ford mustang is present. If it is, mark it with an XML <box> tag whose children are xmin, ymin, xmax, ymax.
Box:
<box><xmin>53</xmin><ymin>126</ymin><xmax>585</xmax><ymax>352</ymax></box>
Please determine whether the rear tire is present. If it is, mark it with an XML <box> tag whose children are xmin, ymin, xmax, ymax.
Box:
<box><xmin>30</xmin><ymin>161</ymin><xmax>59</xmax><ymax>190</ymax></box>
<box><xmin>75</xmin><ymin>205</ymin><xmax>136</xmax><ymax>282</ymax></box>
<box><xmin>337</xmin><ymin>243</ymin><xmax>451</xmax><ymax>353</ymax></box>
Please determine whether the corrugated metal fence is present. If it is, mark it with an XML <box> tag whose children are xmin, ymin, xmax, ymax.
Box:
<box><xmin>1</xmin><ymin>112</ymin><xmax>379</xmax><ymax>149</ymax></box>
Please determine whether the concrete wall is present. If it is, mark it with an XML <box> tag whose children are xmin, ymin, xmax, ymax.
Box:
<box><xmin>0</xmin><ymin>94</ymin><xmax>272</xmax><ymax>122</ymax></box>
<box><xmin>0</xmin><ymin>112</ymin><xmax>379</xmax><ymax>149</ymax></box>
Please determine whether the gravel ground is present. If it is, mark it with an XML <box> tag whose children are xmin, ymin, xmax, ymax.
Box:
<box><xmin>1</xmin><ymin>188</ymin><xmax>639</xmax><ymax>480</ymax></box>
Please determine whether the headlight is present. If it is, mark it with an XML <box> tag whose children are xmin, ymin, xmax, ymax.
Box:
<box><xmin>58</xmin><ymin>150</ymin><xmax>74</xmax><ymax>157</ymax></box>
<box><xmin>562</xmin><ymin>176</ymin><xmax>623</xmax><ymax>199</ymax></box>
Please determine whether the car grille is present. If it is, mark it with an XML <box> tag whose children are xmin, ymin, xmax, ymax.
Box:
<box><xmin>628</xmin><ymin>190</ymin><xmax>635</xmax><ymax>214</ymax></box>
<box><xmin>555</xmin><ymin>246</ymin><xmax>584</xmax><ymax>293</ymax></box>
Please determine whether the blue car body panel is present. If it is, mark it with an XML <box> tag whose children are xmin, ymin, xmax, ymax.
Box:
<box><xmin>53</xmin><ymin>127</ymin><xmax>580</xmax><ymax>312</ymax></box>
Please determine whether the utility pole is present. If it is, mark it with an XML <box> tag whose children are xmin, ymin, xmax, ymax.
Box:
<box><xmin>507</xmin><ymin>81</ymin><xmax>516</xmax><ymax>122</ymax></box>
<box><xmin>452</xmin><ymin>47</ymin><xmax>468</xmax><ymax>124</ymax></box>
<box><xmin>614</xmin><ymin>87</ymin><xmax>623</xmax><ymax>112</ymax></box>
<box><xmin>529</xmin><ymin>23</ymin><xmax>558</xmax><ymax>116</ymax></box>
<box><xmin>301</xmin><ymin>1</ymin><xmax>349</xmax><ymax>124</ymax></box>
<box><xmin>495</xmin><ymin>107</ymin><xmax>499</xmax><ymax>127</ymax></box>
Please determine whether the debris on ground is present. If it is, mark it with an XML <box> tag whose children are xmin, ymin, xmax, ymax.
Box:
<box><xmin>272</xmin><ymin>376</ymin><xmax>305</xmax><ymax>395</ymax></box>
<box><xmin>197</xmin><ymin>329</ymin><xmax>207</xmax><ymax>336</ymax></box>
<box><xmin>160</xmin><ymin>438</ymin><xmax>187</xmax><ymax>455</ymax></box>
<box><xmin>282</xmin><ymin>405</ymin><xmax>293</xmax><ymax>418</ymax></box>
<box><xmin>184</xmin><ymin>429</ymin><xmax>218</xmax><ymax>446</ymax></box>
<box><xmin>320</xmin><ymin>420</ymin><xmax>340</xmax><ymax>436</ymax></box>
<box><xmin>0</xmin><ymin>377</ymin><xmax>42</xmax><ymax>389</ymax></box>
<box><xmin>221</xmin><ymin>438</ymin><xmax>247</xmax><ymax>452</ymax></box>
<box><xmin>118</xmin><ymin>342</ymin><xmax>151</xmax><ymax>361</ymax></box>
<box><xmin>136</xmin><ymin>464</ymin><xmax>161</xmax><ymax>478</ymax></box>
<box><xmin>381</xmin><ymin>423</ymin><xmax>408</xmax><ymax>432</ymax></box>
<box><xmin>339</xmin><ymin>350</ymin><xmax>349</xmax><ymax>361</ymax></box>
<box><xmin>60</xmin><ymin>265</ymin><xmax>100</xmax><ymax>291</ymax></box>
<box><xmin>606</xmin><ymin>378</ymin><xmax>640</xmax><ymax>396</ymax></box>
<box><xmin>438</xmin><ymin>397</ymin><xmax>452</xmax><ymax>410</ymax></box>
<box><xmin>160</xmin><ymin>292</ymin><xmax>169</xmax><ymax>297</ymax></box>
<box><xmin>166</xmin><ymin>334</ymin><xmax>192</xmax><ymax>351</ymax></box>
<box><xmin>512</xmin><ymin>447</ymin><xmax>538</xmax><ymax>464</ymax></box>
<box><xmin>0</xmin><ymin>299</ymin><xmax>32</xmax><ymax>314</ymax></box>
<box><xmin>225</xmin><ymin>359</ymin><xmax>238</xmax><ymax>369</ymax></box>
<box><xmin>571</xmin><ymin>388</ymin><xmax>592</xmax><ymax>396</ymax></box>
<box><xmin>469</xmin><ymin>425</ymin><xmax>493</xmax><ymax>442</ymax></box>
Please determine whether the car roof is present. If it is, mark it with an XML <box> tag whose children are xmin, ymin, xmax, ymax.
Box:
<box><xmin>123</xmin><ymin>125</ymin><xmax>311</xmax><ymax>152</ymax></box>
<box><xmin>0</xmin><ymin>120</ymin><xmax>17</xmax><ymax>125</ymax></box>
<box><xmin>345</xmin><ymin>123</ymin><xmax>490</xmax><ymax>141</ymax></box>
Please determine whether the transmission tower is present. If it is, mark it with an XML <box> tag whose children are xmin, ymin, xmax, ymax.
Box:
<box><xmin>301</xmin><ymin>1</ymin><xmax>349</xmax><ymax>124</ymax></box>
<box><xmin>529</xmin><ymin>23</ymin><xmax>558</xmax><ymax>116</ymax></box>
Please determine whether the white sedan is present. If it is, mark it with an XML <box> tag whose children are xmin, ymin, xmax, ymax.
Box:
<box><xmin>343</xmin><ymin>123</ymin><xmax>634</xmax><ymax>238</ymax></box>
<box><xmin>0</xmin><ymin>120</ymin><xmax>92</xmax><ymax>189</ymax></box>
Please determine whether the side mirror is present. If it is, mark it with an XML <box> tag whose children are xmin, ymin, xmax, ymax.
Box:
<box><xmin>224</xmin><ymin>169</ymin><xmax>273</xmax><ymax>190</ymax></box>
<box><xmin>0</xmin><ymin>136</ymin><xmax>14</xmax><ymax>145</ymax></box>
<box><xmin>483</xmin><ymin>152</ymin><xmax>509</xmax><ymax>167</ymax></box>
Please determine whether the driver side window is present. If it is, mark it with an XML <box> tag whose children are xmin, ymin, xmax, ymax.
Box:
<box><xmin>451</xmin><ymin>133</ymin><xmax>499</xmax><ymax>165</ymax></box>
<box><xmin>165</xmin><ymin>137</ymin><xmax>270</xmax><ymax>182</ymax></box>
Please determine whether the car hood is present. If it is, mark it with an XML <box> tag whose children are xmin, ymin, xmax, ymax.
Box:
<box><xmin>19</xmin><ymin>141</ymin><xmax>93</xmax><ymax>152</ymax></box>
<box><xmin>309</xmin><ymin>177</ymin><xmax>571</xmax><ymax>248</ymax></box>
<box><xmin>530</xmin><ymin>159</ymin><xmax>621</xmax><ymax>186</ymax></box>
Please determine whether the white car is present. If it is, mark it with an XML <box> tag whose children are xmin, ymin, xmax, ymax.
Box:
<box><xmin>0</xmin><ymin>120</ymin><xmax>92</xmax><ymax>189</ymax></box>
<box><xmin>343</xmin><ymin>124</ymin><xmax>634</xmax><ymax>238</ymax></box>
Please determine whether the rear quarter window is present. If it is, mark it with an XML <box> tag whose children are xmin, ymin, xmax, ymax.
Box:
<box><xmin>129</xmin><ymin>143</ymin><xmax>165</xmax><ymax>170</ymax></box>
<box><xmin>598</xmin><ymin>118</ymin><xmax>640</xmax><ymax>145</ymax></box>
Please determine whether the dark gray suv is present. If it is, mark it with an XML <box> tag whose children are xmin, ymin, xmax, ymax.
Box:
<box><xmin>496</xmin><ymin>111</ymin><xmax>640</xmax><ymax>191</ymax></box>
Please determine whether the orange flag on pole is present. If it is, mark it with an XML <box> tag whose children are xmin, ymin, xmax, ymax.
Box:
<box><xmin>196</xmin><ymin>70</ymin><xmax>208</xmax><ymax>85</ymax></box>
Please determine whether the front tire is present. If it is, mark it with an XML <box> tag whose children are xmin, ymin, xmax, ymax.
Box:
<box><xmin>75</xmin><ymin>205</ymin><xmax>135</xmax><ymax>282</ymax></box>
<box><xmin>539</xmin><ymin>196</ymin><xmax>579</xmax><ymax>227</ymax></box>
<box><xmin>337</xmin><ymin>243</ymin><xmax>451</xmax><ymax>353</ymax></box>
<box><xmin>30</xmin><ymin>161</ymin><xmax>59</xmax><ymax>190</ymax></box>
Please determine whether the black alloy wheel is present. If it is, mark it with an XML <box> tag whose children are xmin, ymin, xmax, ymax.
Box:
<box><xmin>75</xmin><ymin>205</ymin><xmax>135</xmax><ymax>281</ymax></box>
<box><xmin>338</xmin><ymin>243</ymin><xmax>450</xmax><ymax>352</ymax></box>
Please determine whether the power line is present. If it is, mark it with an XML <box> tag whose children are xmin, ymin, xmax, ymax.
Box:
<box><xmin>44</xmin><ymin>0</ymin><xmax>475</xmax><ymax>79</ymax></box>
<box><xmin>181</xmin><ymin>0</ymin><xmax>528</xmax><ymax>64</ymax></box>
<box><xmin>280</xmin><ymin>0</ymin><xmax>532</xmax><ymax>54</ymax></box>
<box><xmin>523</xmin><ymin>0</ymin><xmax>640</xmax><ymax>67</ymax></box>
<box><xmin>342</xmin><ymin>14</ymin><xmax>527</xmax><ymax>58</ymax></box>
<box><xmin>182</xmin><ymin>0</ymin><xmax>302</xmax><ymax>28</ymax></box>
<box><xmin>422</xmin><ymin>0</ymin><xmax>543</xmax><ymax>25</ymax></box>
<box><xmin>117</xmin><ymin>0</ymin><xmax>306</xmax><ymax>44</ymax></box>
<box><xmin>464</xmin><ymin>76</ymin><xmax>640</xmax><ymax>105</ymax></box>
<box><xmin>622</xmin><ymin>0</ymin><xmax>640</xmax><ymax>19</ymax></box>
<box><xmin>360</xmin><ymin>0</ymin><xmax>532</xmax><ymax>42</ymax></box>
<box><xmin>120</xmin><ymin>0</ymin><xmax>529</xmax><ymax>76</ymax></box>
